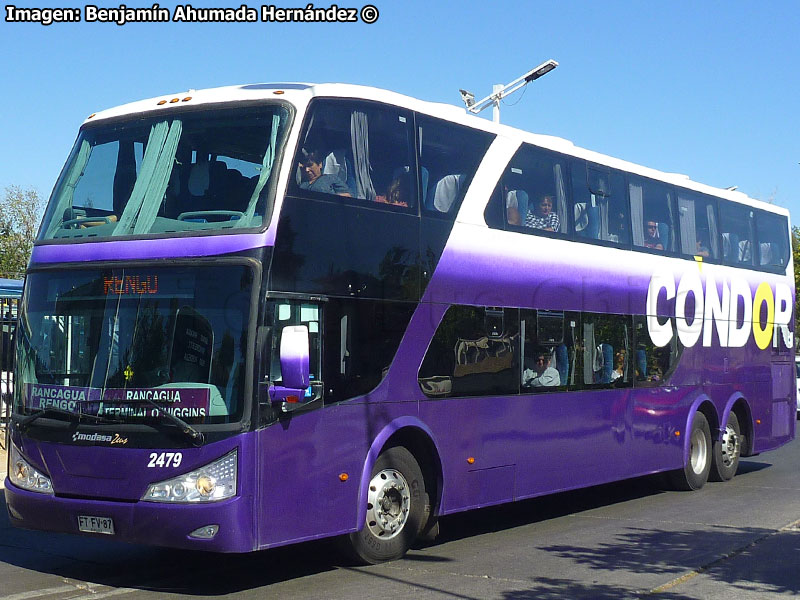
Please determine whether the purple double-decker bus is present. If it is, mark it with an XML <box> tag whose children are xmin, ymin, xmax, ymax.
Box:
<box><xmin>5</xmin><ymin>83</ymin><xmax>795</xmax><ymax>563</ymax></box>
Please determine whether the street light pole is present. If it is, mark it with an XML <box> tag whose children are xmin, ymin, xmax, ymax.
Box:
<box><xmin>460</xmin><ymin>59</ymin><xmax>559</xmax><ymax>124</ymax></box>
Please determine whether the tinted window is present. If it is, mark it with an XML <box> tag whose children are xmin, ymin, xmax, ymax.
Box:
<box><xmin>291</xmin><ymin>99</ymin><xmax>417</xmax><ymax>210</ymax></box>
<box><xmin>677</xmin><ymin>191</ymin><xmax>719</xmax><ymax>260</ymax></box>
<box><xmin>755</xmin><ymin>210</ymin><xmax>790</xmax><ymax>271</ymax></box>
<box><xmin>572</xmin><ymin>162</ymin><xmax>629</xmax><ymax>245</ymax></box>
<box><xmin>418</xmin><ymin>116</ymin><xmax>494</xmax><ymax>217</ymax></box>
<box><xmin>40</xmin><ymin>106</ymin><xmax>290</xmax><ymax>240</ymax></box>
<box><xmin>419</xmin><ymin>306</ymin><xmax>518</xmax><ymax>398</ymax></box>
<box><xmin>502</xmin><ymin>145</ymin><xmax>568</xmax><ymax>235</ymax></box>
<box><xmin>630</xmin><ymin>177</ymin><xmax>676</xmax><ymax>252</ymax></box>
<box><xmin>719</xmin><ymin>201</ymin><xmax>755</xmax><ymax>266</ymax></box>
<box><xmin>16</xmin><ymin>265</ymin><xmax>254</xmax><ymax>426</ymax></box>
<box><xmin>324</xmin><ymin>299</ymin><xmax>417</xmax><ymax>402</ymax></box>
<box><xmin>520</xmin><ymin>309</ymin><xmax>579</xmax><ymax>391</ymax></box>
<box><xmin>581</xmin><ymin>312</ymin><xmax>632</xmax><ymax>388</ymax></box>
<box><xmin>634</xmin><ymin>315</ymin><xmax>681</xmax><ymax>386</ymax></box>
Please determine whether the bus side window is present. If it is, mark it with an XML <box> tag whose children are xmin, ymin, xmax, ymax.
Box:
<box><xmin>755</xmin><ymin>210</ymin><xmax>790</xmax><ymax>271</ymax></box>
<box><xmin>501</xmin><ymin>145</ymin><xmax>568</xmax><ymax>235</ymax></box>
<box><xmin>677</xmin><ymin>191</ymin><xmax>719</xmax><ymax>260</ymax></box>
<box><xmin>581</xmin><ymin>312</ymin><xmax>632</xmax><ymax>388</ymax></box>
<box><xmin>630</xmin><ymin>176</ymin><xmax>676</xmax><ymax>253</ymax></box>
<box><xmin>573</xmin><ymin>162</ymin><xmax>629</xmax><ymax>245</ymax></box>
<box><xmin>324</xmin><ymin>299</ymin><xmax>416</xmax><ymax>403</ymax></box>
<box><xmin>292</xmin><ymin>99</ymin><xmax>417</xmax><ymax>209</ymax></box>
<box><xmin>633</xmin><ymin>315</ymin><xmax>681</xmax><ymax>386</ymax></box>
<box><xmin>418</xmin><ymin>306</ymin><xmax>519</xmax><ymax>398</ymax></box>
<box><xmin>719</xmin><ymin>201</ymin><xmax>755</xmax><ymax>267</ymax></box>
<box><xmin>417</xmin><ymin>116</ymin><xmax>494</xmax><ymax>217</ymax></box>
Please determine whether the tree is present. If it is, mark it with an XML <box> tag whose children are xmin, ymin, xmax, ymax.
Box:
<box><xmin>0</xmin><ymin>186</ymin><xmax>45</xmax><ymax>279</ymax></box>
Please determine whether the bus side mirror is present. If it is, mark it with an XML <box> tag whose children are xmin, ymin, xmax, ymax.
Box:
<box><xmin>280</xmin><ymin>325</ymin><xmax>310</xmax><ymax>390</ymax></box>
<box><xmin>269</xmin><ymin>325</ymin><xmax>310</xmax><ymax>405</ymax></box>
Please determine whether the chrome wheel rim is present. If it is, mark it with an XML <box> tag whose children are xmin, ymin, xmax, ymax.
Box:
<box><xmin>366</xmin><ymin>469</ymin><xmax>410</xmax><ymax>540</ymax></box>
<box><xmin>690</xmin><ymin>428</ymin><xmax>708</xmax><ymax>474</ymax></box>
<box><xmin>719</xmin><ymin>424</ymin><xmax>740</xmax><ymax>469</ymax></box>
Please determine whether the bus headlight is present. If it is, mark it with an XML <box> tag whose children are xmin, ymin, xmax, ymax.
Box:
<box><xmin>9</xmin><ymin>443</ymin><xmax>54</xmax><ymax>495</ymax></box>
<box><xmin>142</xmin><ymin>449</ymin><xmax>237</xmax><ymax>503</ymax></box>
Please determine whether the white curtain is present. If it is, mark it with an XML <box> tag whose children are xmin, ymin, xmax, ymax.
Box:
<box><xmin>236</xmin><ymin>113</ymin><xmax>282</xmax><ymax>228</ymax></box>
<box><xmin>554</xmin><ymin>163</ymin><xmax>566</xmax><ymax>233</ymax></box>
<box><xmin>114</xmin><ymin>121</ymin><xmax>171</xmax><ymax>235</ymax></box>
<box><xmin>132</xmin><ymin>120</ymin><xmax>183</xmax><ymax>235</ymax></box>
<box><xmin>44</xmin><ymin>139</ymin><xmax>93</xmax><ymax>238</ymax></box>
<box><xmin>707</xmin><ymin>204</ymin><xmax>720</xmax><ymax>258</ymax></box>
<box><xmin>678</xmin><ymin>196</ymin><xmax>697</xmax><ymax>255</ymax></box>
<box><xmin>350</xmin><ymin>110</ymin><xmax>375</xmax><ymax>201</ymax></box>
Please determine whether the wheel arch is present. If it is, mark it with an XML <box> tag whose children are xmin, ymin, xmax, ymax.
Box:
<box><xmin>721</xmin><ymin>392</ymin><xmax>754</xmax><ymax>456</ymax></box>
<box><xmin>683</xmin><ymin>395</ymin><xmax>719</xmax><ymax>464</ymax></box>
<box><xmin>357</xmin><ymin>417</ymin><xmax>443</xmax><ymax>531</ymax></box>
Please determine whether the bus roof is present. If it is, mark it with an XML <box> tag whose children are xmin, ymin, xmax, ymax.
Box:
<box><xmin>82</xmin><ymin>82</ymin><xmax>788</xmax><ymax>218</ymax></box>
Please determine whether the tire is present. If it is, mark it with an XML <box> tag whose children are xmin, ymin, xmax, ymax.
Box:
<box><xmin>345</xmin><ymin>446</ymin><xmax>426</xmax><ymax>564</ymax></box>
<box><xmin>668</xmin><ymin>412</ymin><xmax>712</xmax><ymax>491</ymax></box>
<box><xmin>710</xmin><ymin>412</ymin><xmax>743</xmax><ymax>482</ymax></box>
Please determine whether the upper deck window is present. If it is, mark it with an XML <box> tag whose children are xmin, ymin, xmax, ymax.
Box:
<box><xmin>289</xmin><ymin>99</ymin><xmax>417</xmax><ymax>211</ymax></box>
<box><xmin>501</xmin><ymin>144</ymin><xmax>568</xmax><ymax>236</ymax></box>
<box><xmin>755</xmin><ymin>210</ymin><xmax>790</xmax><ymax>272</ymax></box>
<box><xmin>629</xmin><ymin>176</ymin><xmax>677</xmax><ymax>253</ymax></box>
<box><xmin>38</xmin><ymin>105</ymin><xmax>291</xmax><ymax>241</ymax></box>
<box><xmin>572</xmin><ymin>162</ymin><xmax>629</xmax><ymax>246</ymax></box>
<box><xmin>417</xmin><ymin>116</ymin><xmax>493</xmax><ymax>218</ymax></box>
<box><xmin>719</xmin><ymin>201</ymin><xmax>755</xmax><ymax>267</ymax></box>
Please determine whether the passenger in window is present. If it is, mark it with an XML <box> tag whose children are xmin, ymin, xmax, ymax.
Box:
<box><xmin>522</xmin><ymin>348</ymin><xmax>561</xmax><ymax>388</ymax></box>
<box><xmin>644</xmin><ymin>220</ymin><xmax>663</xmax><ymax>250</ymax></box>
<box><xmin>298</xmin><ymin>150</ymin><xmax>352</xmax><ymax>197</ymax></box>
<box><xmin>524</xmin><ymin>195</ymin><xmax>560</xmax><ymax>232</ymax></box>
<box><xmin>695</xmin><ymin>236</ymin><xmax>710</xmax><ymax>257</ymax></box>
<box><xmin>608</xmin><ymin>210</ymin><xmax>626</xmax><ymax>243</ymax></box>
<box><xmin>375</xmin><ymin>172</ymin><xmax>410</xmax><ymax>207</ymax></box>
<box><xmin>610</xmin><ymin>350</ymin><xmax>625</xmax><ymax>382</ymax></box>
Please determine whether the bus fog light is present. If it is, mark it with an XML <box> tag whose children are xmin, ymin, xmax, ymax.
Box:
<box><xmin>142</xmin><ymin>449</ymin><xmax>237</xmax><ymax>503</ymax></box>
<box><xmin>9</xmin><ymin>443</ymin><xmax>54</xmax><ymax>495</ymax></box>
<box><xmin>189</xmin><ymin>524</ymin><xmax>219</xmax><ymax>539</ymax></box>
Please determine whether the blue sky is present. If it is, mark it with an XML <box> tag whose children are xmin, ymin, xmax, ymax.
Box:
<box><xmin>2</xmin><ymin>1</ymin><xmax>799</xmax><ymax>221</ymax></box>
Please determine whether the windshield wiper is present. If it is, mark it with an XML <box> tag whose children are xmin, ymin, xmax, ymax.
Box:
<box><xmin>17</xmin><ymin>407</ymin><xmax>116</xmax><ymax>430</ymax></box>
<box><xmin>134</xmin><ymin>397</ymin><xmax>205</xmax><ymax>446</ymax></box>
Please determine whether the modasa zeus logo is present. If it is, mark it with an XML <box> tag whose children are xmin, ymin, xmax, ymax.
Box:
<box><xmin>646</xmin><ymin>269</ymin><xmax>793</xmax><ymax>350</ymax></box>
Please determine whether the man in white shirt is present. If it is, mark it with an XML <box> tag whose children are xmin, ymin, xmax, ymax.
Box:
<box><xmin>522</xmin><ymin>348</ymin><xmax>561</xmax><ymax>388</ymax></box>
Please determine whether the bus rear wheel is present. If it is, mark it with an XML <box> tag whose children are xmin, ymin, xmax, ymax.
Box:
<box><xmin>668</xmin><ymin>412</ymin><xmax>712</xmax><ymax>491</ymax></box>
<box><xmin>346</xmin><ymin>446</ymin><xmax>426</xmax><ymax>564</ymax></box>
<box><xmin>710</xmin><ymin>413</ymin><xmax>742</xmax><ymax>482</ymax></box>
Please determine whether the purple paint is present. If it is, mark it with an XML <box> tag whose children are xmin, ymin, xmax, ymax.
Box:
<box><xmin>31</xmin><ymin>230</ymin><xmax>274</xmax><ymax>264</ymax></box>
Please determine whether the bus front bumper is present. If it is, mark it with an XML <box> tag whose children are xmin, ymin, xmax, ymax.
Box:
<box><xmin>4</xmin><ymin>479</ymin><xmax>256</xmax><ymax>553</ymax></box>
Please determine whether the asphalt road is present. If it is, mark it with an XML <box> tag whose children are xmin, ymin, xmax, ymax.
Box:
<box><xmin>2</xmin><ymin>436</ymin><xmax>800</xmax><ymax>600</ymax></box>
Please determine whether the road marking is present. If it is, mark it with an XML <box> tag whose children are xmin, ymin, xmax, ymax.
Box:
<box><xmin>1</xmin><ymin>585</ymin><xmax>80</xmax><ymax>600</ymax></box>
<box><xmin>645</xmin><ymin>517</ymin><xmax>800</xmax><ymax>595</ymax></box>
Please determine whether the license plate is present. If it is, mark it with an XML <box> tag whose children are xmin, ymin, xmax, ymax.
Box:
<box><xmin>77</xmin><ymin>515</ymin><xmax>114</xmax><ymax>535</ymax></box>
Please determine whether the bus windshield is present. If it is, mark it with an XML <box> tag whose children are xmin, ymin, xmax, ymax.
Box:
<box><xmin>13</xmin><ymin>264</ymin><xmax>255</xmax><ymax>429</ymax></box>
<box><xmin>38</xmin><ymin>104</ymin><xmax>290</xmax><ymax>240</ymax></box>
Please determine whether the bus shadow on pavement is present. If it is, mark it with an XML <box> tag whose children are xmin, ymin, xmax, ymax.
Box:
<box><xmin>0</xmin><ymin>456</ymin><xmax>779</xmax><ymax>595</ymax></box>
<box><xmin>0</xmin><ymin>490</ymin><xmax>344</xmax><ymax>594</ymax></box>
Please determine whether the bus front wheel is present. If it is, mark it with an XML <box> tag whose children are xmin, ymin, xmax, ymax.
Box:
<box><xmin>346</xmin><ymin>446</ymin><xmax>426</xmax><ymax>564</ymax></box>
<box><xmin>710</xmin><ymin>412</ymin><xmax>742</xmax><ymax>482</ymax></box>
<box><xmin>668</xmin><ymin>412</ymin><xmax>712</xmax><ymax>491</ymax></box>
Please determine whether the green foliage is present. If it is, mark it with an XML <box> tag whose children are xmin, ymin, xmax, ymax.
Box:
<box><xmin>0</xmin><ymin>186</ymin><xmax>45</xmax><ymax>279</ymax></box>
